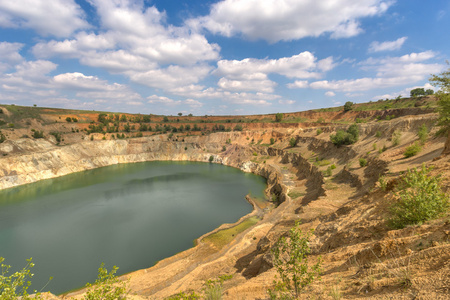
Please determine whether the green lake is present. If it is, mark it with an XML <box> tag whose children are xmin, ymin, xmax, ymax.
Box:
<box><xmin>0</xmin><ymin>161</ymin><xmax>266</xmax><ymax>294</ymax></box>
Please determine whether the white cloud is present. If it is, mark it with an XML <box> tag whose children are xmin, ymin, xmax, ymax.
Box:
<box><xmin>217</xmin><ymin>77</ymin><xmax>276</xmax><ymax>93</ymax></box>
<box><xmin>307</xmin><ymin>51</ymin><xmax>444</xmax><ymax>92</ymax></box>
<box><xmin>147</xmin><ymin>95</ymin><xmax>181</xmax><ymax>106</ymax></box>
<box><xmin>0</xmin><ymin>0</ymin><xmax>89</xmax><ymax>37</ymax></box>
<box><xmin>369</xmin><ymin>36</ymin><xmax>407</xmax><ymax>52</ymax></box>
<box><xmin>127</xmin><ymin>65</ymin><xmax>212</xmax><ymax>89</ymax></box>
<box><xmin>325</xmin><ymin>91</ymin><xmax>336</xmax><ymax>97</ymax></box>
<box><xmin>0</xmin><ymin>42</ymin><xmax>24</xmax><ymax>73</ymax></box>
<box><xmin>279</xmin><ymin>99</ymin><xmax>295</xmax><ymax>105</ymax></box>
<box><xmin>185</xmin><ymin>99</ymin><xmax>203</xmax><ymax>108</ymax></box>
<box><xmin>189</xmin><ymin>0</ymin><xmax>392</xmax><ymax>42</ymax></box>
<box><xmin>287</xmin><ymin>80</ymin><xmax>309</xmax><ymax>89</ymax></box>
<box><xmin>372</xmin><ymin>83</ymin><xmax>437</xmax><ymax>100</ymax></box>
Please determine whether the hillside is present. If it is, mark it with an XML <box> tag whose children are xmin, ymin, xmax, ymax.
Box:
<box><xmin>0</xmin><ymin>96</ymin><xmax>449</xmax><ymax>299</ymax></box>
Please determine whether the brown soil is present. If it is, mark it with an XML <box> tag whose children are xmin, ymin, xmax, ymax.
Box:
<box><xmin>0</xmin><ymin>103</ymin><xmax>449</xmax><ymax>300</ymax></box>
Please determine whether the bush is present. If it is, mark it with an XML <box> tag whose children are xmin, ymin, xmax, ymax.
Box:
<box><xmin>268</xmin><ymin>223</ymin><xmax>322</xmax><ymax>299</ymax></box>
<box><xmin>233</xmin><ymin>124</ymin><xmax>243</xmax><ymax>131</ymax></box>
<box><xmin>270</xmin><ymin>138</ymin><xmax>275</xmax><ymax>145</ymax></box>
<box><xmin>330</xmin><ymin>124</ymin><xmax>359</xmax><ymax>146</ymax></box>
<box><xmin>275</xmin><ymin>113</ymin><xmax>283</xmax><ymax>122</ymax></box>
<box><xmin>0</xmin><ymin>257</ymin><xmax>45</xmax><ymax>299</ymax></box>
<box><xmin>417</xmin><ymin>124</ymin><xmax>428</xmax><ymax>144</ymax></box>
<box><xmin>0</xmin><ymin>131</ymin><xmax>5</xmax><ymax>143</ymax></box>
<box><xmin>375</xmin><ymin>131</ymin><xmax>381</xmax><ymax>138</ymax></box>
<box><xmin>359</xmin><ymin>158</ymin><xmax>367</xmax><ymax>167</ymax></box>
<box><xmin>66</xmin><ymin>117</ymin><xmax>72</xmax><ymax>122</ymax></box>
<box><xmin>84</xmin><ymin>263</ymin><xmax>128</xmax><ymax>300</ymax></box>
<box><xmin>391</xmin><ymin>130</ymin><xmax>401</xmax><ymax>146</ymax></box>
<box><xmin>209</xmin><ymin>155</ymin><xmax>214</xmax><ymax>162</ymax></box>
<box><xmin>404</xmin><ymin>142</ymin><xmax>422</xmax><ymax>158</ymax></box>
<box><xmin>388</xmin><ymin>165</ymin><xmax>449</xmax><ymax>228</ymax></box>
<box><xmin>289</xmin><ymin>137</ymin><xmax>297</xmax><ymax>147</ymax></box>
<box><xmin>316</xmin><ymin>128</ymin><xmax>323</xmax><ymax>135</ymax></box>
<box><xmin>32</xmin><ymin>130</ymin><xmax>44</xmax><ymax>139</ymax></box>
<box><xmin>323</xmin><ymin>166</ymin><xmax>333</xmax><ymax>177</ymax></box>
<box><xmin>343</xmin><ymin>101</ymin><xmax>354</xmax><ymax>111</ymax></box>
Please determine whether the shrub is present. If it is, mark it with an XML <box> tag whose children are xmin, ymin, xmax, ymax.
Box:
<box><xmin>72</xmin><ymin>117</ymin><xmax>78</xmax><ymax>122</ymax></box>
<box><xmin>0</xmin><ymin>257</ymin><xmax>45</xmax><ymax>300</ymax></box>
<box><xmin>391</xmin><ymin>130</ymin><xmax>401</xmax><ymax>146</ymax></box>
<box><xmin>66</xmin><ymin>117</ymin><xmax>72</xmax><ymax>122</ymax></box>
<box><xmin>209</xmin><ymin>155</ymin><xmax>214</xmax><ymax>162</ymax></box>
<box><xmin>222</xmin><ymin>146</ymin><xmax>226</xmax><ymax>152</ymax></box>
<box><xmin>343</xmin><ymin>101</ymin><xmax>354</xmax><ymax>111</ymax></box>
<box><xmin>289</xmin><ymin>137</ymin><xmax>297</xmax><ymax>147</ymax></box>
<box><xmin>375</xmin><ymin>131</ymin><xmax>381</xmax><ymax>138</ymax></box>
<box><xmin>233</xmin><ymin>124</ymin><xmax>243</xmax><ymax>131</ymax></box>
<box><xmin>359</xmin><ymin>158</ymin><xmax>367</xmax><ymax>167</ymax></box>
<box><xmin>323</xmin><ymin>166</ymin><xmax>333</xmax><ymax>177</ymax></box>
<box><xmin>50</xmin><ymin>131</ymin><xmax>61</xmax><ymax>143</ymax></box>
<box><xmin>0</xmin><ymin>131</ymin><xmax>5</xmax><ymax>143</ymax></box>
<box><xmin>84</xmin><ymin>263</ymin><xmax>128</xmax><ymax>300</ymax></box>
<box><xmin>275</xmin><ymin>113</ymin><xmax>283</xmax><ymax>122</ymax></box>
<box><xmin>32</xmin><ymin>130</ymin><xmax>44</xmax><ymax>139</ymax></box>
<box><xmin>404</xmin><ymin>142</ymin><xmax>422</xmax><ymax>158</ymax></box>
<box><xmin>316</xmin><ymin>128</ymin><xmax>323</xmax><ymax>135</ymax></box>
<box><xmin>268</xmin><ymin>223</ymin><xmax>322</xmax><ymax>299</ymax></box>
<box><xmin>163</xmin><ymin>116</ymin><xmax>169</xmax><ymax>122</ymax></box>
<box><xmin>388</xmin><ymin>165</ymin><xmax>449</xmax><ymax>228</ymax></box>
<box><xmin>270</xmin><ymin>137</ymin><xmax>275</xmax><ymax>145</ymax></box>
<box><xmin>417</xmin><ymin>124</ymin><xmax>428</xmax><ymax>144</ymax></box>
<box><xmin>330</xmin><ymin>124</ymin><xmax>359</xmax><ymax>146</ymax></box>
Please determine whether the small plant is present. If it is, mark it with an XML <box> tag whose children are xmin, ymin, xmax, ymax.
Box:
<box><xmin>0</xmin><ymin>131</ymin><xmax>5</xmax><ymax>143</ymax></box>
<box><xmin>417</xmin><ymin>124</ymin><xmax>428</xmax><ymax>144</ymax></box>
<box><xmin>166</xmin><ymin>290</ymin><xmax>200</xmax><ymax>300</ymax></box>
<box><xmin>289</xmin><ymin>137</ymin><xmax>297</xmax><ymax>147</ymax></box>
<box><xmin>388</xmin><ymin>165</ymin><xmax>449</xmax><ymax>228</ymax></box>
<box><xmin>268</xmin><ymin>223</ymin><xmax>322</xmax><ymax>299</ymax></box>
<box><xmin>330</xmin><ymin>164</ymin><xmax>336</xmax><ymax>170</ymax></box>
<box><xmin>373</xmin><ymin>143</ymin><xmax>377</xmax><ymax>150</ymax></box>
<box><xmin>375</xmin><ymin>130</ymin><xmax>381</xmax><ymax>138</ymax></box>
<box><xmin>391</xmin><ymin>130</ymin><xmax>401</xmax><ymax>146</ymax></box>
<box><xmin>404</xmin><ymin>142</ymin><xmax>422</xmax><ymax>158</ymax></box>
<box><xmin>253</xmin><ymin>152</ymin><xmax>258</xmax><ymax>156</ymax></box>
<box><xmin>203</xmin><ymin>275</ymin><xmax>232</xmax><ymax>300</ymax></box>
<box><xmin>270</xmin><ymin>137</ymin><xmax>275</xmax><ymax>145</ymax></box>
<box><xmin>0</xmin><ymin>257</ymin><xmax>46</xmax><ymax>299</ymax></box>
<box><xmin>32</xmin><ymin>130</ymin><xmax>44</xmax><ymax>139</ymax></box>
<box><xmin>226</xmin><ymin>138</ymin><xmax>231</xmax><ymax>144</ymax></box>
<box><xmin>359</xmin><ymin>158</ymin><xmax>368</xmax><ymax>167</ymax></box>
<box><xmin>83</xmin><ymin>263</ymin><xmax>128</xmax><ymax>300</ymax></box>
<box><xmin>378</xmin><ymin>175</ymin><xmax>387</xmax><ymax>191</ymax></box>
<box><xmin>323</xmin><ymin>166</ymin><xmax>333</xmax><ymax>177</ymax></box>
<box><xmin>233</xmin><ymin>124</ymin><xmax>243</xmax><ymax>131</ymax></box>
<box><xmin>316</xmin><ymin>128</ymin><xmax>323</xmax><ymax>135</ymax></box>
<box><xmin>209</xmin><ymin>155</ymin><xmax>214</xmax><ymax>162</ymax></box>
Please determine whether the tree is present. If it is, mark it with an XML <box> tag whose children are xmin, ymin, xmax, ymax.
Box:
<box><xmin>163</xmin><ymin>116</ymin><xmax>169</xmax><ymax>122</ymax></box>
<box><xmin>66</xmin><ymin>117</ymin><xmax>72</xmax><ymax>122</ymax></box>
<box><xmin>430</xmin><ymin>65</ymin><xmax>450</xmax><ymax>155</ymax></box>
<box><xmin>268</xmin><ymin>223</ymin><xmax>322</xmax><ymax>299</ymax></box>
<box><xmin>97</xmin><ymin>113</ymin><xmax>108</xmax><ymax>125</ymax></box>
<box><xmin>178</xmin><ymin>112</ymin><xmax>182</xmax><ymax>116</ymax></box>
<box><xmin>425</xmin><ymin>89</ymin><xmax>434</xmax><ymax>95</ymax></box>
<box><xmin>289</xmin><ymin>137</ymin><xmax>297</xmax><ymax>147</ymax></box>
<box><xmin>410</xmin><ymin>88</ymin><xmax>426</xmax><ymax>97</ymax></box>
<box><xmin>343</xmin><ymin>101</ymin><xmax>354</xmax><ymax>112</ymax></box>
<box><xmin>275</xmin><ymin>113</ymin><xmax>283</xmax><ymax>122</ymax></box>
<box><xmin>0</xmin><ymin>131</ymin><xmax>5</xmax><ymax>143</ymax></box>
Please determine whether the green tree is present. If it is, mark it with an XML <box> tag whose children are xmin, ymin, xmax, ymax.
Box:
<box><xmin>268</xmin><ymin>223</ymin><xmax>322</xmax><ymax>299</ymax></box>
<box><xmin>178</xmin><ymin>112</ymin><xmax>182</xmax><ymax>116</ymax></box>
<box><xmin>430</xmin><ymin>66</ymin><xmax>450</xmax><ymax>136</ymax></box>
<box><xmin>388</xmin><ymin>165</ymin><xmax>449</xmax><ymax>228</ymax></box>
<box><xmin>97</xmin><ymin>113</ymin><xmax>108</xmax><ymax>125</ymax></box>
<box><xmin>410</xmin><ymin>88</ymin><xmax>426</xmax><ymax>97</ymax></box>
<box><xmin>0</xmin><ymin>131</ymin><xmax>5</xmax><ymax>143</ymax></box>
<box><xmin>66</xmin><ymin>117</ymin><xmax>72</xmax><ymax>122</ymax></box>
<box><xmin>343</xmin><ymin>101</ymin><xmax>354</xmax><ymax>112</ymax></box>
<box><xmin>330</xmin><ymin>124</ymin><xmax>359</xmax><ymax>146</ymax></box>
<box><xmin>275</xmin><ymin>113</ymin><xmax>284</xmax><ymax>122</ymax></box>
<box><xmin>163</xmin><ymin>116</ymin><xmax>169</xmax><ymax>122</ymax></box>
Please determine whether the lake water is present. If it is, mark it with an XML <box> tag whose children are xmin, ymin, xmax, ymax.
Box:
<box><xmin>0</xmin><ymin>161</ymin><xmax>266</xmax><ymax>294</ymax></box>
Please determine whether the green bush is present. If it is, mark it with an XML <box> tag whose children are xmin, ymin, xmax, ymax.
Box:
<box><xmin>404</xmin><ymin>142</ymin><xmax>422</xmax><ymax>158</ymax></box>
<box><xmin>0</xmin><ymin>257</ymin><xmax>45</xmax><ymax>299</ymax></box>
<box><xmin>388</xmin><ymin>165</ymin><xmax>449</xmax><ymax>228</ymax></box>
<box><xmin>391</xmin><ymin>130</ymin><xmax>401</xmax><ymax>146</ymax></box>
<box><xmin>32</xmin><ymin>130</ymin><xmax>44</xmax><ymax>139</ymax></box>
<box><xmin>330</xmin><ymin>124</ymin><xmax>359</xmax><ymax>146</ymax></box>
<box><xmin>417</xmin><ymin>124</ymin><xmax>428</xmax><ymax>144</ymax></box>
<box><xmin>275</xmin><ymin>113</ymin><xmax>283</xmax><ymax>122</ymax></box>
<box><xmin>270</xmin><ymin>138</ymin><xmax>275</xmax><ymax>145</ymax></box>
<box><xmin>233</xmin><ymin>124</ymin><xmax>243</xmax><ymax>131</ymax></box>
<box><xmin>83</xmin><ymin>263</ymin><xmax>128</xmax><ymax>300</ymax></box>
<box><xmin>343</xmin><ymin>101</ymin><xmax>353</xmax><ymax>112</ymax></box>
<box><xmin>316</xmin><ymin>128</ymin><xmax>323</xmax><ymax>135</ymax></box>
<box><xmin>209</xmin><ymin>155</ymin><xmax>214</xmax><ymax>162</ymax></box>
<box><xmin>359</xmin><ymin>158</ymin><xmax>367</xmax><ymax>167</ymax></box>
<box><xmin>375</xmin><ymin>131</ymin><xmax>381</xmax><ymax>138</ymax></box>
<box><xmin>268</xmin><ymin>223</ymin><xmax>322</xmax><ymax>299</ymax></box>
<box><xmin>289</xmin><ymin>137</ymin><xmax>297</xmax><ymax>147</ymax></box>
<box><xmin>66</xmin><ymin>117</ymin><xmax>72</xmax><ymax>122</ymax></box>
<box><xmin>0</xmin><ymin>131</ymin><xmax>5</xmax><ymax>143</ymax></box>
<box><xmin>323</xmin><ymin>166</ymin><xmax>333</xmax><ymax>177</ymax></box>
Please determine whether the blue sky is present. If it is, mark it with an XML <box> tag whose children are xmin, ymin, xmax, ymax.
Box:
<box><xmin>0</xmin><ymin>0</ymin><xmax>449</xmax><ymax>115</ymax></box>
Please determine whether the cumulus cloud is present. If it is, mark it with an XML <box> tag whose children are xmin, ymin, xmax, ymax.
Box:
<box><xmin>369</xmin><ymin>36</ymin><xmax>407</xmax><ymax>52</ymax></box>
<box><xmin>286</xmin><ymin>80</ymin><xmax>309</xmax><ymax>89</ymax></box>
<box><xmin>0</xmin><ymin>0</ymin><xmax>89</xmax><ymax>37</ymax></box>
<box><xmin>188</xmin><ymin>0</ymin><xmax>392</xmax><ymax>42</ymax></box>
<box><xmin>325</xmin><ymin>91</ymin><xmax>336</xmax><ymax>97</ymax></box>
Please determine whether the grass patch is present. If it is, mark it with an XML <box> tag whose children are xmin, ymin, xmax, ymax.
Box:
<box><xmin>288</xmin><ymin>190</ymin><xmax>306</xmax><ymax>199</ymax></box>
<box><xmin>203</xmin><ymin>216</ymin><xmax>260</xmax><ymax>249</ymax></box>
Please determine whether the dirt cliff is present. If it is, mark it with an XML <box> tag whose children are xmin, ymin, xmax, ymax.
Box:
<box><xmin>1</xmin><ymin>105</ymin><xmax>449</xmax><ymax>299</ymax></box>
